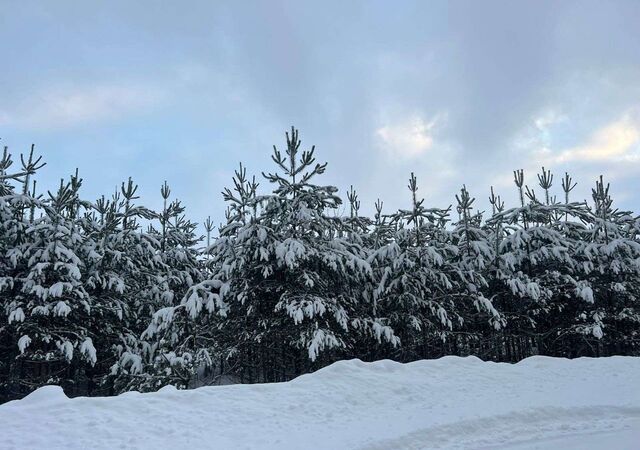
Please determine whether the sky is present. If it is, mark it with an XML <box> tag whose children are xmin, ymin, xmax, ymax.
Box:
<box><xmin>1</xmin><ymin>0</ymin><xmax>639</xmax><ymax>229</ymax></box>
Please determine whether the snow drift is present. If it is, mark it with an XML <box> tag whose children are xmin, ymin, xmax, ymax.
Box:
<box><xmin>1</xmin><ymin>356</ymin><xmax>639</xmax><ymax>449</ymax></box>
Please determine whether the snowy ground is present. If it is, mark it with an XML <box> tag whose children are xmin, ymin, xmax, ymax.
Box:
<box><xmin>1</xmin><ymin>356</ymin><xmax>638</xmax><ymax>450</ymax></box>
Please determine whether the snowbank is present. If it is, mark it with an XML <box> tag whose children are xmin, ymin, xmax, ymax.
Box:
<box><xmin>1</xmin><ymin>356</ymin><xmax>639</xmax><ymax>449</ymax></box>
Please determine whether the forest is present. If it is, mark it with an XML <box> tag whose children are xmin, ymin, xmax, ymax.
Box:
<box><xmin>0</xmin><ymin>127</ymin><xmax>638</xmax><ymax>402</ymax></box>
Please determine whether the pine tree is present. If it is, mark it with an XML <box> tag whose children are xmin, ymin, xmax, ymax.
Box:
<box><xmin>369</xmin><ymin>173</ymin><xmax>461</xmax><ymax>361</ymax></box>
<box><xmin>1</xmin><ymin>130</ymin><xmax>639</xmax><ymax>402</ymax></box>
<box><xmin>108</xmin><ymin>181</ymin><xmax>203</xmax><ymax>392</ymax></box>
<box><xmin>143</xmin><ymin>128</ymin><xmax>397</xmax><ymax>384</ymax></box>
<box><xmin>451</xmin><ymin>186</ymin><xmax>503</xmax><ymax>350</ymax></box>
<box><xmin>4</xmin><ymin>172</ymin><xmax>98</xmax><ymax>394</ymax></box>
<box><xmin>486</xmin><ymin>169</ymin><xmax>596</xmax><ymax>357</ymax></box>
<box><xmin>572</xmin><ymin>176</ymin><xmax>640</xmax><ymax>355</ymax></box>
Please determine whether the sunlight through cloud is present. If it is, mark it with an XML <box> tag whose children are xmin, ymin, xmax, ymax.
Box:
<box><xmin>375</xmin><ymin>114</ymin><xmax>443</xmax><ymax>159</ymax></box>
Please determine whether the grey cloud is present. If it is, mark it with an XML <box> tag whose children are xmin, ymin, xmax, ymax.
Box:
<box><xmin>1</xmin><ymin>0</ymin><xmax>639</xmax><ymax>223</ymax></box>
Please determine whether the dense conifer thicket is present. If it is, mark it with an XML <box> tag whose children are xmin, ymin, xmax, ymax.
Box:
<box><xmin>1</xmin><ymin>129</ymin><xmax>638</xmax><ymax>401</ymax></box>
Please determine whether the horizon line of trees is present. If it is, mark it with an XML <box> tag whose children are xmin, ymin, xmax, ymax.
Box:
<box><xmin>0</xmin><ymin>127</ymin><xmax>638</xmax><ymax>402</ymax></box>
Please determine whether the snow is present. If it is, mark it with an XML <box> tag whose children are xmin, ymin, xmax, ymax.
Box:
<box><xmin>17</xmin><ymin>335</ymin><xmax>31</xmax><ymax>353</ymax></box>
<box><xmin>7</xmin><ymin>307</ymin><xmax>25</xmax><ymax>323</ymax></box>
<box><xmin>56</xmin><ymin>340</ymin><xmax>74</xmax><ymax>361</ymax></box>
<box><xmin>80</xmin><ymin>337</ymin><xmax>97</xmax><ymax>365</ymax></box>
<box><xmin>53</xmin><ymin>300</ymin><xmax>72</xmax><ymax>317</ymax></box>
<box><xmin>49</xmin><ymin>281</ymin><xmax>67</xmax><ymax>298</ymax></box>
<box><xmin>1</xmin><ymin>356</ymin><xmax>638</xmax><ymax>450</ymax></box>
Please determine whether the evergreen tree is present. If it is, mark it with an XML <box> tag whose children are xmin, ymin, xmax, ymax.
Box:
<box><xmin>370</xmin><ymin>173</ymin><xmax>459</xmax><ymax>361</ymax></box>
<box><xmin>109</xmin><ymin>181</ymin><xmax>203</xmax><ymax>392</ymax></box>
<box><xmin>0</xmin><ymin>130</ymin><xmax>639</xmax><ymax>402</ymax></box>
<box><xmin>451</xmin><ymin>185</ymin><xmax>503</xmax><ymax>357</ymax></box>
<box><xmin>5</xmin><ymin>172</ymin><xmax>98</xmax><ymax>394</ymax></box>
<box><xmin>572</xmin><ymin>176</ymin><xmax>640</xmax><ymax>355</ymax></box>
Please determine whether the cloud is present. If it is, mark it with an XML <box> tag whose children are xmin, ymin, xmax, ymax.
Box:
<box><xmin>509</xmin><ymin>108</ymin><xmax>567</xmax><ymax>161</ymax></box>
<box><xmin>1</xmin><ymin>1</ymin><xmax>640</xmax><ymax>217</ymax></box>
<box><xmin>0</xmin><ymin>84</ymin><xmax>163</xmax><ymax>130</ymax></box>
<box><xmin>550</xmin><ymin>115</ymin><xmax>640</xmax><ymax>163</ymax></box>
<box><xmin>375</xmin><ymin>114</ymin><xmax>444</xmax><ymax>159</ymax></box>
<box><xmin>534</xmin><ymin>109</ymin><xmax>568</xmax><ymax>135</ymax></box>
<box><xmin>487</xmin><ymin>110</ymin><xmax>640</xmax><ymax>210</ymax></box>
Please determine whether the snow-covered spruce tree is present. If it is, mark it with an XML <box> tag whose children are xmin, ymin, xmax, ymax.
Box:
<box><xmin>0</xmin><ymin>151</ymin><xmax>15</xmax><ymax>382</ymax></box>
<box><xmin>343</xmin><ymin>189</ymin><xmax>397</xmax><ymax>362</ymax></box>
<box><xmin>528</xmin><ymin>172</ymin><xmax>605</xmax><ymax>358</ymax></box>
<box><xmin>0</xmin><ymin>147</ymin><xmax>39</xmax><ymax>399</ymax></box>
<box><xmin>485</xmin><ymin>168</ymin><xmax>595</xmax><ymax>357</ymax></box>
<box><xmin>144</xmin><ymin>182</ymin><xmax>201</xmax><ymax>316</ymax></box>
<box><xmin>144</xmin><ymin>128</ymin><xmax>396</xmax><ymax>384</ymax></box>
<box><xmin>125</xmin><ymin>171</ymin><xmax>256</xmax><ymax>390</ymax></box>
<box><xmin>368</xmin><ymin>173</ymin><xmax>461</xmax><ymax>361</ymax></box>
<box><xmin>78</xmin><ymin>180</ymin><xmax>167</xmax><ymax>394</ymax></box>
<box><xmin>570</xmin><ymin>176</ymin><xmax>640</xmax><ymax>355</ymax></box>
<box><xmin>254</xmin><ymin>130</ymin><xmax>396</xmax><ymax>375</ymax></box>
<box><xmin>107</xmin><ymin>181</ymin><xmax>204</xmax><ymax>393</ymax></box>
<box><xmin>2</xmin><ymin>170</ymin><xmax>101</xmax><ymax>396</ymax></box>
<box><xmin>449</xmin><ymin>185</ymin><xmax>503</xmax><ymax>358</ymax></box>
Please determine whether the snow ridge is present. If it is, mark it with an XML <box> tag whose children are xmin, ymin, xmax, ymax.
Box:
<box><xmin>1</xmin><ymin>355</ymin><xmax>639</xmax><ymax>450</ymax></box>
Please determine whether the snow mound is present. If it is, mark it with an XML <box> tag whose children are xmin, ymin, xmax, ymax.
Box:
<box><xmin>20</xmin><ymin>385</ymin><xmax>67</xmax><ymax>405</ymax></box>
<box><xmin>1</xmin><ymin>356</ymin><xmax>639</xmax><ymax>449</ymax></box>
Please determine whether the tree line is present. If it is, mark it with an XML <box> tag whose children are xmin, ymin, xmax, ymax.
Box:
<box><xmin>0</xmin><ymin>128</ymin><xmax>638</xmax><ymax>402</ymax></box>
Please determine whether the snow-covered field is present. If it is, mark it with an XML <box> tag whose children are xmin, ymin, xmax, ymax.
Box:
<box><xmin>1</xmin><ymin>356</ymin><xmax>638</xmax><ymax>450</ymax></box>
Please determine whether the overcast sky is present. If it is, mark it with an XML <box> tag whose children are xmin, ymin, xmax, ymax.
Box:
<box><xmin>1</xmin><ymin>1</ymin><xmax>639</xmax><ymax>228</ymax></box>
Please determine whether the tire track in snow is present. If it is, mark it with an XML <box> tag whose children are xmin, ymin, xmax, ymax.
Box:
<box><xmin>360</xmin><ymin>406</ymin><xmax>640</xmax><ymax>450</ymax></box>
